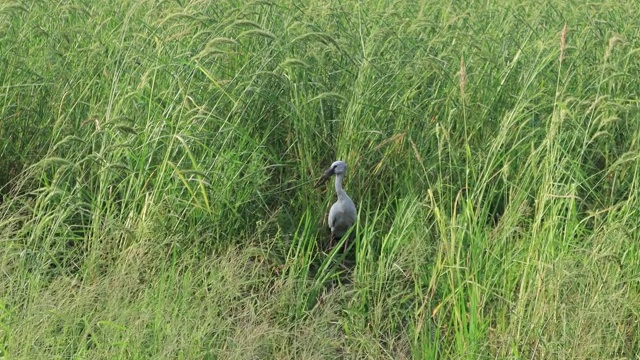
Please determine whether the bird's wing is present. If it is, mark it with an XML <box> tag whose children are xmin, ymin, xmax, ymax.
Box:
<box><xmin>328</xmin><ymin>199</ymin><xmax>357</xmax><ymax>237</ymax></box>
<box><xmin>342</xmin><ymin>197</ymin><xmax>357</xmax><ymax>225</ymax></box>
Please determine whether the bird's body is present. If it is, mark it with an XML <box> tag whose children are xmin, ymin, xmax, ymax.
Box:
<box><xmin>316</xmin><ymin>161</ymin><xmax>357</xmax><ymax>247</ymax></box>
<box><xmin>328</xmin><ymin>174</ymin><xmax>357</xmax><ymax>238</ymax></box>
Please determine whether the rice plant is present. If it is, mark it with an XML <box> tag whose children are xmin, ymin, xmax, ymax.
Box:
<box><xmin>1</xmin><ymin>0</ymin><xmax>639</xmax><ymax>358</ymax></box>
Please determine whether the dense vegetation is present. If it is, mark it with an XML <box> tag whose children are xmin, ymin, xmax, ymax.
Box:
<box><xmin>1</xmin><ymin>0</ymin><xmax>639</xmax><ymax>358</ymax></box>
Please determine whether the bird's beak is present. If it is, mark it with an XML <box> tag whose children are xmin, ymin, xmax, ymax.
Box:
<box><xmin>314</xmin><ymin>167</ymin><xmax>334</xmax><ymax>188</ymax></box>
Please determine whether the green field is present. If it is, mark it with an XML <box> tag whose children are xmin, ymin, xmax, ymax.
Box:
<box><xmin>1</xmin><ymin>0</ymin><xmax>639</xmax><ymax>358</ymax></box>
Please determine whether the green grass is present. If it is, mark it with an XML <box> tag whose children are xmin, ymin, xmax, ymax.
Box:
<box><xmin>1</xmin><ymin>0</ymin><xmax>640</xmax><ymax>358</ymax></box>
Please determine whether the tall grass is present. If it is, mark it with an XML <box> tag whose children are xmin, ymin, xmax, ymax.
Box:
<box><xmin>1</xmin><ymin>0</ymin><xmax>639</xmax><ymax>358</ymax></box>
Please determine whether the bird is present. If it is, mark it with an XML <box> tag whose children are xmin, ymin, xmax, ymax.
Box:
<box><xmin>315</xmin><ymin>160</ymin><xmax>357</xmax><ymax>250</ymax></box>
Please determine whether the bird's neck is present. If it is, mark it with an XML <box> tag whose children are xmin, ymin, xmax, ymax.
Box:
<box><xmin>334</xmin><ymin>173</ymin><xmax>347</xmax><ymax>199</ymax></box>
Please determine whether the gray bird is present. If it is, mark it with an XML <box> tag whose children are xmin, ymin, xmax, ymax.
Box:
<box><xmin>316</xmin><ymin>160</ymin><xmax>357</xmax><ymax>248</ymax></box>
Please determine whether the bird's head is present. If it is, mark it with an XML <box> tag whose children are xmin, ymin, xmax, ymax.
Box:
<box><xmin>315</xmin><ymin>160</ymin><xmax>348</xmax><ymax>188</ymax></box>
